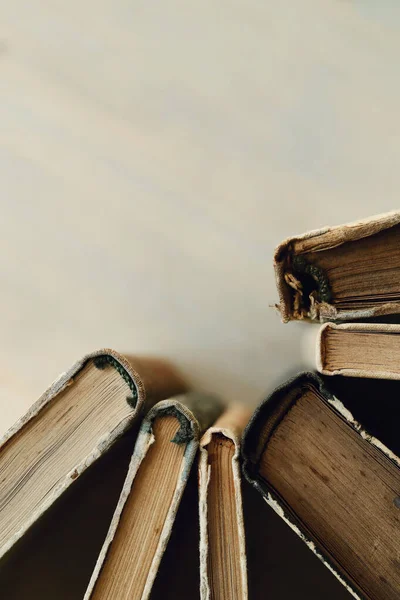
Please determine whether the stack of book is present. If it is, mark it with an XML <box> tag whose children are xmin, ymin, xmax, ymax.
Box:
<box><xmin>0</xmin><ymin>211</ymin><xmax>399</xmax><ymax>599</ymax></box>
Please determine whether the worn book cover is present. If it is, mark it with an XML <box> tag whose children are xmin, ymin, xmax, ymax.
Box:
<box><xmin>198</xmin><ymin>406</ymin><xmax>250</xmax><ymax>600</ymax></box>
<box><xmin>0</xmin><ymin>349</ymin><xmax>185</xmax><ymax>561</ymax></box>
<box><xmin>242</xmin><ymin>372</ymin><xmax>400</xmax><ymax>600</ymax></box>
<box><xmin>84</xmin><ymin>393</ymin><xmax>222</xmax><ymax>600</ymax></box>
<box><xmin>274</xmin><ymin>210</ymin><xmax>400</xmax><ymax>322</ymax></box>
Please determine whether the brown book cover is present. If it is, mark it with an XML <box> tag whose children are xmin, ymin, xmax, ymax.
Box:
<box><xmin>242</xmin><ymin>372</ymin><xmax>400</xmax><ymax>600</ymax></box>
<box><xmin>198</xmin><ymin>405</ymin><xmax>250</xmax><ymax>600</ymax></box>
<box><xmin>274</xmin><ymin>210</ymin><xmax>400</xmax><ymax>322</ymax></box>
<box><xmin>0</xmin><ymin>349</ymin><xmax>186</xmax><ymax>560</ymax></box>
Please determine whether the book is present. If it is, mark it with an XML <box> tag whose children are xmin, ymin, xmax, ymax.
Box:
<box><xmin>84</xmin><ymin>392</ymin><xmax>222</xmax><ymax>600</ymax></box>
<box><xmin>274</xmin><ymin>210</ymin><xmax>400</xmax><ymax>323</ymax></box>
<box><xmin>317</xmin><ymin>321</ymin><xmax>400</xmax><ymax>380</ymax></box>
<box><xmin>242</xmin><ymin>372</ymin><xmax>400</xmax><ymax>600</ymax></box>
<box><xmin>0</xmin><ymin>429</ymin><xmax>138</xmax><ymax>600</ymax></box>
<box><xmin>198</xmin><ymin>405</ymin><xmax>251</xmax><ymax>600</ymax></box>
<box><xmin>0</xmin><ymin>349</ymin><xmax>186</xmax><ymax>562</ymax></box>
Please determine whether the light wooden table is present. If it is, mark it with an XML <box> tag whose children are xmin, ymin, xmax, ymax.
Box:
<box><xmin>0</xmin><ymin>0</ymin><xmax>399</xmax><ymax>433</ymax></box>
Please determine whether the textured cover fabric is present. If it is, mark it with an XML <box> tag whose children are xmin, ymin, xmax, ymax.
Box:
<box><xmin>274</xmin><ymin>210</ymin><xmax>400</xmax><ymax>322</ymax></box>
<box><xmin>318</xmin><ymin>322</ymin><xmax>400</xmax><ymax>380</ymax></box>
<box><xmin>0</xmin><ymin>349</ymin><xmax>186</xmax><ymax>559</ymax></box>
<box><xmin>242</xmin><ymin>372</ymin><xmax>400</xmax><ymax>600</ymax></box>
<box><xmin>84</xmin><ymin>393</ymin><xmax>222</xmax><ymax>600</ymax></box>
<box><xmin>198</xmin><ymin>406</ymin><xmax>250</xmax><ymax>600</ymax></box>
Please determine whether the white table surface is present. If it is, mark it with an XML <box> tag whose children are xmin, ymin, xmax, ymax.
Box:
<box><xmin>0</xmin><ymin>0</ymin><xmax>399</xmax><ymax>434</ymax></box>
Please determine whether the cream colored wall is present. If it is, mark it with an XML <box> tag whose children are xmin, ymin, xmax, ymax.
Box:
<box><xmin>0</xmin><ymin>0</ymin><xmax>398</xmax><ymax>433</ymax></box>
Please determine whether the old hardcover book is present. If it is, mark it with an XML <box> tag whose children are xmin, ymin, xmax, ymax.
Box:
<box><xmin>0</xmin><ymin>430</ymin><xmax>140</xmax><ymax>600</ymax></box>
<box><xmin>317</xmin><ymin>322</ymin><xmax>400</xmax><ymax>380</ymax></box>
<box><xmin>84</xmin><ymin>393</ymin><xmax>222</xmax><ymax>600</ymax></box>
<box><xmin>198</xmin><ymin>405</ymin><xmax>251</xmax><ymax>600</ymax></box>
<box><xmin>274</xmin><ymin>210</ymin><xmax>400</xmax><ymax>322</ymax></box>
<box><xmin>0</xmin><ymin>349</ymin><xmax>185</xmax><ymax>562</ymax></box>
<box><xmin>242</xmin><ymin>372</ymin><xmax>400</xmax><ymax>600</ymax></box>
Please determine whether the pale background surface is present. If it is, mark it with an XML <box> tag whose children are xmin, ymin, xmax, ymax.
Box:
<box><xmin>0</xmin><ymin>0</ymin><xmax>399</xmax><ymax>433</ymax></box>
